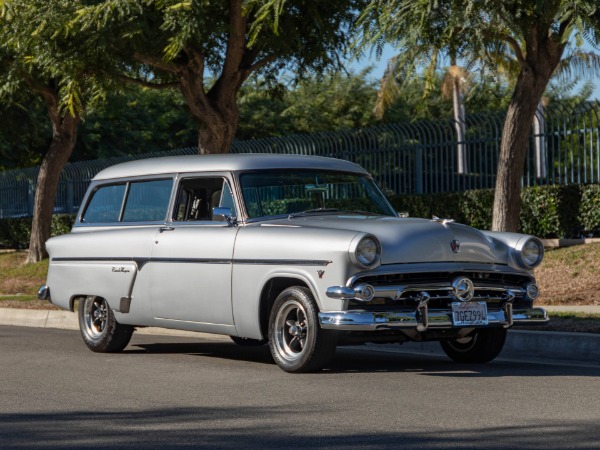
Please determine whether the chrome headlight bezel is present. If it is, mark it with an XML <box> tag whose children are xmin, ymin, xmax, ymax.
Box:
<box><xmin>349</xmin><ymin>234</ymin><xmax>381</xmax><ymax>269</ymax></box>
<box><xmin>515</xmin><ymin>237</ymin><xmax>544</xmax><ymax>269</ymax></box>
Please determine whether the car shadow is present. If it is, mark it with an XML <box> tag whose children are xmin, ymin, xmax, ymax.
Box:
<box><xmin>124</xmin><ymin>339</ymin><xmax>600</xmax><ymax>377</ymax></box>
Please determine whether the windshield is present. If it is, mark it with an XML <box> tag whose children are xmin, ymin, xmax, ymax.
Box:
<box><xmin>239</xmin><ymin>170</ymin><xmax>396</xmax><ymax>219</ymax></box>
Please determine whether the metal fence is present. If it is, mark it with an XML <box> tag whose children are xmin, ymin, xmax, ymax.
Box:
<box><xmin>1</xmin><ymin>101</ymin><xmax>599</xmax><ymax>219</ymax></box>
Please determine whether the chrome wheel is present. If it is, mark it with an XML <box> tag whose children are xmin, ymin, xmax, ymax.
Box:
<box><xmin>273</xmin><ymin>299</ymin><xmax>309</xmax><ymax>362</ymax></box>
<box><xmin>83</xmin><ymin>296</ymin><xmax>109</xmax><ymax>339</ymax></box>
<box><xmin>78</xmin><ymin>296</ymin><xmax>134</xmax><ymax>353</ymax></box>
<box><xmin>268</xmin><ymin>286</ymin><xmax>337</xmax><ymax>373</ymax></box>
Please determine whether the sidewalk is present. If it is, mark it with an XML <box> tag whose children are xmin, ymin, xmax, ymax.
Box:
<box><xmin>0</xmin><ymin>307</ymin><xmax>230</xmax><ymax>340</ymax></box>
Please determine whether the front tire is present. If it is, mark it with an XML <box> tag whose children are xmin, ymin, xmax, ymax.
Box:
<box><xmin>78</xmin><ymin>296</ymin><xmax>134</xmax><ymax>353</ymax></box>
<box><xmin>268</xmin><ymin>286</ymin><xmax>337</xmax><ymax>373</ymax></box>
<box><xmin>440</xmin><ymin>327</ymin><xmax>507</xmax><ymax>363</ymax></box>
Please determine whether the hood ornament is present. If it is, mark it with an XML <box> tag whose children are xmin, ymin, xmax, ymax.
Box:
<box><xmin>450</xmin><ymin>240</ymin><xmax>460</xmax><ymax>253</ymax></box>
<box><xmin>432</xmin><ymin>215</ymin><xmax>455</xmax><ymax>227</ymax></box>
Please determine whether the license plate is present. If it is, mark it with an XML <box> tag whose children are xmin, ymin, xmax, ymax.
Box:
<box><xmin>451</xmin><ymin>302</ymin><xmax>488</xmax><ymax>326</ymax></box>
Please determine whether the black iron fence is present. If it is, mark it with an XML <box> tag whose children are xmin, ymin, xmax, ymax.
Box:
<box><xmin>1</xmin><ymin>101</ymin><xmax>599</xmax><ymax>219</ymax></box>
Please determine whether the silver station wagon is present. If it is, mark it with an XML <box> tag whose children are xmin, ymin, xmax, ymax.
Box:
<box><xmin>39</xmin><ymin>154</ymin><xmax>548</xmax><ymax>372</ymax></box>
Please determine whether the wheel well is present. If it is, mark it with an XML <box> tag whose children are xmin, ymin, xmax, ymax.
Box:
<box><xmin>70</xmin><ymin>294</ymin><xmax>93</xmax><ymax>312</ymax></box>
<box><xmin>69</xmin><ymin>295</ymin><xmax>84</xmax><ymax>312</ymax></box>
<box><xmin>259</xmin><ymin>277</ymin><xmax>310</xmax><ymax>338</ymax></box>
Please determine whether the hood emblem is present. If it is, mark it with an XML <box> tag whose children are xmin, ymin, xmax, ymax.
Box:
<box><xmin>450</xmin><ymin>240</ymin><xmax>460</xmax><ymax>253</ymax></box>
<box><xmin>452</xmin><ymin>277</ymin><xmax>474</xmax><ymax>302</ymax></box>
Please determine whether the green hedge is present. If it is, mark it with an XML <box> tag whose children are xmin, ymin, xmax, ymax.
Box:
<box><xmin>0</xmin><ymin>184</ymin><xmax>598</xmax><ymax>247</ymax></box>
<box><xmin>0</xmin><ymin>214</ymin><xmax>75</xmax><ymax>249</ymax></box>
<box><xmin>389</xmin><ymin>184</ymin><xmax>600</xmax><ymax>238</ymax></box>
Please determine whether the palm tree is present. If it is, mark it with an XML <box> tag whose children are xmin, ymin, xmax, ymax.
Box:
<box><xmin>358</xmin><ymin>0</ymin><xmax>600</xmax><ymax>231</ymax></box>
<box><xmin>373</xmin><ymin>48</ymin><xmax>471</xmax><ymax>174</ymax></box>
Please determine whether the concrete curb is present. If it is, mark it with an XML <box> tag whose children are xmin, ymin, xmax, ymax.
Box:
<box><xmin>1</xmin><ymin>308</ymin><xmax>599</xmax><ymax>365</ymax></box>
<box><xmin>0</xmin><ymin>308</ymin><xmax>230</xmax><ymax>341</ymax></box>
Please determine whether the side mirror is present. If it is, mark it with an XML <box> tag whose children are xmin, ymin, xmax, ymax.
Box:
<box><xmin>212</xmin><ymin>207</ymin><xmax>235</xmax><ymax>224</ymax></box>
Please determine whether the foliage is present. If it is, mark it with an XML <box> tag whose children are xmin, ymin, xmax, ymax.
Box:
<box><xmin>388</xmin><ymin>184</ymin><xmax>600</xmax><ymax>238</ymax></box>
<box><xmin>74</xmin><ymin>87</ymin><xmax>197</xmax><ymax>161</ymax></box>
<box><xmin>0</xmin><ymin>0</ymin><xmax>107</xmax><ymax>115</ymax></box>
<box><xmin>0</xmin><ymin>214</ymin><xmax>74</xmax><ymax>249</ymax></box>
<box><xmin>358</xmin><ymin>0</ymin><xmax>600</xmax><ymax>232</ymax></box>
<box><xmin>0</xmin><ymin>96</ymin><xmax>50</xmax><ymax>170</ymax></box>
<box><xmin>580</xmin><ymin>184</ymin><xmax>600</xmax><ymax>235</ymax></box>
<box><xmin>68</xmin><ymin>0</ymin><xmax>366</xmax><ymax>153</ymax></box>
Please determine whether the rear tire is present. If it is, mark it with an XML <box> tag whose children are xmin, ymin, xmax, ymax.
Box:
<box><xmin>78</xmin><ymin>296</ymin><xmax>134</xmax><ymax>353</ymax></box>
<box><xmin>268</xmin><ymin>286</ymin><xmax>337</xmax><ymax>373</ymax></box>
<box><xmin>440</xmin><ymin>327</ymin><xmax>507</xmax><ymax>363</ymax></box>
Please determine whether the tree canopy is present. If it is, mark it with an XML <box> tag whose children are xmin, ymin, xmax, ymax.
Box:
<box><xmin>0</xmin><ymin>0</ymin><xmax>110</xmax><ymax>261</ymax></box>
<box><xmin>71</xmin><ymin>0</ymin><xmax>365</xmax><ymax>153</ymax></box>
<box><xmin>359</xmin><ymin>0</ymin><xmax>600</xmax><ymax>231</ymax></box>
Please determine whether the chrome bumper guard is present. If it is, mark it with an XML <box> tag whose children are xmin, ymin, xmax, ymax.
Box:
<box><xmin>318</xmin><ymin>307</ymin><xmax>549</xmax><ymax>331</ymax></box>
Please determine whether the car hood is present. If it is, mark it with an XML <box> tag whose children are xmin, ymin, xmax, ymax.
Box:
<box><xmin>260</xmin><ymin>215</ymin><xmax>507</xmax><ymax>265</ymax></box>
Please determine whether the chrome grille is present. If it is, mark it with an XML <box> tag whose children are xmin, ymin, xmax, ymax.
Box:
<box><xmin>348</xmin><ymin>271</ymin><xmax>532</xmax><ymax>310</ymax></box>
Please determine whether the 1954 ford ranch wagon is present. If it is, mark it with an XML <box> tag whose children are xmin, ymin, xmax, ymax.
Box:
<box><xmin>39</xmin><ymin>154</ymin><xmax>548</xmax><ymax>372</ymax></box>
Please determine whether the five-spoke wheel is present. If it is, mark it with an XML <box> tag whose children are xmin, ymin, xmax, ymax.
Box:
<box><xmin>78</xmin><ymin>296</ymin><xmax>133</xmax><ymax>353</ymax></box>
<box><xmin>268</xmin><ymin>286</ymin><xmax>337</xmax><ymax>373</ymax></box>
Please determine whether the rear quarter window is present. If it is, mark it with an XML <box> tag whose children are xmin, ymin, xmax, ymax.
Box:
<box><xmin>82</xmin><ymin>184</ymin><xmax>126</xmax><ymax>223</ymax></box>
<box><xmin>82</xmin><ymin>179</ymin><xmax>173</xmax><ymax>224</ymax></box>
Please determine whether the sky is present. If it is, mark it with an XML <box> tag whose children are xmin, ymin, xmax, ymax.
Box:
<box><xmin>353</xmin><ymin>43</ymin><xmax>600</xmax><ymax>101</ymax></box>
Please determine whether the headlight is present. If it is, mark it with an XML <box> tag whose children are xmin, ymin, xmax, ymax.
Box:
<box><xmin>350</xmin><ymin>235</ymin><xmax>381</xmax><ymax>268</ymax></box>
<box><xmin>515</xmin><ymin>237</ymin><xmax>544</xmax><ymax>269</ymax></box>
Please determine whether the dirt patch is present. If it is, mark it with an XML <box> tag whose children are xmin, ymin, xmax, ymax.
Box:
<box><xmin>535</xmin><ymin>243</ymin><xmax>600</xmax><ymax>306</ymax></box>
<box><xmin>0</xmin><ymin>300</ymin><xmax>59</xmax><ymax>310</ymax></box>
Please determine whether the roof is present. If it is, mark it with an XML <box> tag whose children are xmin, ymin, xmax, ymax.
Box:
<box><xmin>92</xmin><ymin>154</ymin><xmax>369</xmax><ymax>181</ymax></box>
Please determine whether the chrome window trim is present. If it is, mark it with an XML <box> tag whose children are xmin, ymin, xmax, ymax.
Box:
<box><xmin>168</xmin><ymin>171</ymin><xmax>239</xmax><ymax>225</ymax></box>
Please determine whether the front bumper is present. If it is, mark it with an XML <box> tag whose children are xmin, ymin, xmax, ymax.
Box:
<box><xmin>318</xmin><ymin>307</ymin><xmax>548</xmax><ymax>331</ymax></box>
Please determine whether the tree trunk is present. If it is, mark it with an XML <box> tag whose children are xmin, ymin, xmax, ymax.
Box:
<box><xmin>26</xmin><ymin>113</ymin><xmax>79</xmax><ymax>263</ymax></box>
<box><xmin>452</xmin><ymin>75</ymin><xmax>467</xmax><ymax>174</ymax></box>
<box><xmin>197</xmin><ymin>108</ymin><xmax>239</xmax><ymax>154</ymax></box>
<box><xmin>178</xmin><ymin>53</ymin><xmax>242</xmax><ymax>155</ymax></box>
<box><xmin>491</xmin><ymin>71</ymin><xmax>547</xmax><ymax>232</ymax></box>
<box><xmin>492</xmin><ymin>25</ymin><xmax>567</xmax><ymax>232</ymax></box>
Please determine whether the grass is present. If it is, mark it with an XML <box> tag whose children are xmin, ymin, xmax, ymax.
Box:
<box><xmin>525</xmin><ymin>311</ymin><xmax>600</xmax><ymax>334</ymax></box>
<box><xmin>0</xmin><ymin>251</ymin><xmax>48</xmax><ymax>297</ymax></box>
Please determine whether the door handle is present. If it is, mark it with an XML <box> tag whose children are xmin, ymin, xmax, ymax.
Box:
<box><xmin>158</xmin><ymin>226</ymin><xmax>175</xmax><ymax>233</ymax></box>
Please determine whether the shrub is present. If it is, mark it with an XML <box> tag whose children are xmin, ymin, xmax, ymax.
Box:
<box><xmin>0</xmin><ymin>214</ymin><xmax>75</xmax><ymax>249</ymax></box>
<box><xmin>389</xmin><ymin>184</ymin><xmax>599</xmax><ymax>238</ymax></box>
<box><xmin>580</xmin><ymin>185</ymin><xmax>600</xmax><ymax>236</ymax></box>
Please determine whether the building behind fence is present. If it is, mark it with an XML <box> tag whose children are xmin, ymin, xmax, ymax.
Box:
<box><xmin>1</xmin><ymin>101</ymin><xmax>599</xmax><ymax>219</ymax></box>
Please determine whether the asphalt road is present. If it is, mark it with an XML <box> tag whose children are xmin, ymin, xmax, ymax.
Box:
<box><xmin>1</xmin><ymin>325</ymin><xmax>599</xmax><ymax>449</ymax></box>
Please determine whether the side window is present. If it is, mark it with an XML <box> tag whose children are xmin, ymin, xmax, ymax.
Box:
<box><xmin>82</xmin><ymin>184</ymin><xmax>126</xmax><ymax>223</ymax></box>
<box><xmin>173</xmin><ymin>177</ymin><xmax>237</xmax><ymax>221</ymax></box>
<box><xmin>82</xmin><ymin>179</ymin><xmax>173</xmax><ymax>224</ymax></box>
<box><xmin>122</xmin><ymin>179</ymin><xmax>173</xmax><ymax>222</ymax></box>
